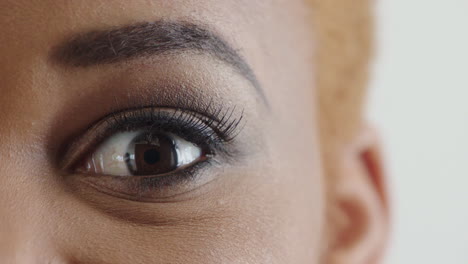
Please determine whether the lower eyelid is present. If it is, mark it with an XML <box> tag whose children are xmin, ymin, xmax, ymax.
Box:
<box><xmin>69</xmin><ymin>159</ymin><xmax>218</xmax><ymax>202</ymax></box>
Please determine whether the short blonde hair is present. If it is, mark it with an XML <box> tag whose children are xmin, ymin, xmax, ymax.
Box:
<box><xmin>308</xmin><ymin>0</ymin><xmax>373</xmax><ymax>144</ymax></box>
<box><xmin>307</xmin><ymin>1</ymin><xmax>374</xmax><ymax>253</ymax></box>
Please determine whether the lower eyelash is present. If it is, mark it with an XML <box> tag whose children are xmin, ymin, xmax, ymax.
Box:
<box><xmin>77</xmin><ymin>159</ymin><xmax>217</xmax><ymax>202</ymax></box>
<box><xmin>136</xmin><ymin>159</ymin><xmax>213</xmax><ymax>190</ymax></box>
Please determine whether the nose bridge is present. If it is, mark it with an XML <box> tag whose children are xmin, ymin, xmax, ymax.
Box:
<box><xmin>0</xmin><ymin>30</ymin><xmax>72</xmax><ymax>262</ymax></box>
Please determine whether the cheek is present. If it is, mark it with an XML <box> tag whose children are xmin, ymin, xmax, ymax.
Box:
<box><xmin>58</xmin><ymin>169</ymin><xmax>324</xmax><ymax>264</ymax></box>
<box><xmin>260</xmin><ymin>57</ymin><xmax>325</xmax><ymax>260</ymax></box>
<box><xmin>60</xmin><ymin>128</ymin><xmax>324</xmax><ymax>264</ymax></box>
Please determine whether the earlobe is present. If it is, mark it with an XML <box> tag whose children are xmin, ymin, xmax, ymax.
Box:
<box><xmin>326</xmin><ymin>126</ymin><xmax>390</xmax><ymax>264</ymax></box>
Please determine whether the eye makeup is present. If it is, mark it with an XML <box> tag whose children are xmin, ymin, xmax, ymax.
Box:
<box><xmin>61</xmin><ymin>103</ymin><xmax>245</xmax><ymax>202</ymax></box>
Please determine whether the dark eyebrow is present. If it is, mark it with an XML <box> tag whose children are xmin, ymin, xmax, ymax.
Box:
<box><xmin>52</xmin><ymin>21</ymin><xmax>267</xmax><ymax>104</ymax></box>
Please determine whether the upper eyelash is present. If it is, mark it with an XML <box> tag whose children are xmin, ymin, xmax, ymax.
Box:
<box><xmin>106</xmin><ymin>105</ymin><xmax>245</xmax><ymax>145</ymax></box>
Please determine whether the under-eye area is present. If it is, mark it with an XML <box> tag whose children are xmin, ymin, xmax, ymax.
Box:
<box><xmin>61</xmin><ymin>105</ymin><xmax>245</xmax><ymax>202</ymax></box>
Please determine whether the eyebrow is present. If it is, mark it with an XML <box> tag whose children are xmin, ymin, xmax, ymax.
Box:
<box><xmin>52</xmin><ymin>21</ymin><xmax>267</xmax><ymax>103</ymax></box>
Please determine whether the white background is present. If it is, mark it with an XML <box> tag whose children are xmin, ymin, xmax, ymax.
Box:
<box><xmin>369</xmin><ymin>0</ymin><xmax>468</xmax><ymax>263</ymax></box>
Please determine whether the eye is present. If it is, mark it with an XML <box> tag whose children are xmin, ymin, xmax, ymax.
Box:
<box><xmin>62</xmin><ymin>106</ymin><xmax>244</xmax><ymax>201</ymax></box>
<box><xmin>78</xmin><ymin>130</ymin><xmax>208</xmax><ymax>177</ymax></box>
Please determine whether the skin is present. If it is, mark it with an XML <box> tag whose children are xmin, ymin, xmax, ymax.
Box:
<box><xmin>0</xmin><ymin>0</ymin><xmax>388</xmax><ymax>263</ymax></box>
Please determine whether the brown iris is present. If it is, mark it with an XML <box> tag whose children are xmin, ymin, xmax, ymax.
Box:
<box><xmin>125</xmin><ymin>133</ymin><xmax>178</xmax><ymax>176</ymax></box>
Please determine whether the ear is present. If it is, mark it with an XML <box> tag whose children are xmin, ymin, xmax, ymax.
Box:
<box><xmin>326</xmin><ymin>126</ymin><xmax>390</xmax><ymax>264</ymax></box>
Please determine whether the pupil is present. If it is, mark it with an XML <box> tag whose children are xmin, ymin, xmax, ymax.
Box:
<box><xmin>143</xmin><ymin>148</ymin><xmax>160</xmax><ymax>165</ymax></box>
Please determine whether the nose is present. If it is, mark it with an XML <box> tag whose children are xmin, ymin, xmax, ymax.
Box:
<box><xmin>0</xmin><ymin>218</ymin><xmax>67</xmax><ymax>264</ymax></box>
<box><xmin>0</xmin><ymin>195</ymin><xmax>67</xmax><ymax>264</ymax></box>
<box><xmin>0</xmin><ymin>168</ymin><xmax>70</xmax><ymax>264</ymax></box>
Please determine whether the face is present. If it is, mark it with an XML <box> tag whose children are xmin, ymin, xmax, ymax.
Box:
<box><xmin>0</xmin><ymin>1</ymin><xmax>387</xmax><ymax>263</ymax></box>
